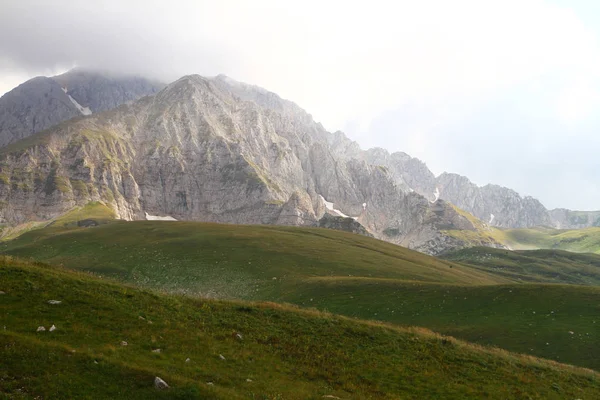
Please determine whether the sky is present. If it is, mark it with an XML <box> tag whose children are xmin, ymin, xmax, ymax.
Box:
<box><xmin>1</xmin><ymin>0</ymin><xmax>599</xmax><ymax>210</ymax></box>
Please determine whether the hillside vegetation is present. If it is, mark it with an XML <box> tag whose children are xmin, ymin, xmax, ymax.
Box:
<box><xmin>1</xmin><ymin>258</ymin><xmax>599</xmax><ymax>399</ymax></box>
<box><xmin>503</xmin><ymin>227</ymin><xmax>600</xmax><ymax>254</ymax></box>
<box><xmin>443</xmin><ymin>247</ymin><xmax>600</xmax><ymax>285</ymax></box>
<box><xmin>2</xmin><ymin>207</ymin><xmax>600</xmax><ymax>371</ymax></box>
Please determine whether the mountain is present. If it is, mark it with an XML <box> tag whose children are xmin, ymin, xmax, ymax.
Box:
<box><xmin>549</xmin><ymin>208</ymin><xmax>600</xmax><ymax>229</ymax></box>
<box><xmin>332</xmin><ymin>139</ymin><xmax>599</xmax><ymax>229</ymax></box>
<box><xmin>0</xmin><ymin>68</ymin><xmax>163</xmax><ymax>147</ymax></box>
<box><xmin>435</xmin><ymin>173</ymin><xmax>555</xmax><ymax>228</ymax></box>
<box><xmin>0</xmin><ymin>74</ymin><xmax>503</xmax><ymax>254</ymax></box>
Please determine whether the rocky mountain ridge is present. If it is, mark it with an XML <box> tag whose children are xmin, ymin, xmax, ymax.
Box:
<box><xmin>0</xmin><ymin>69</ymin><xmax>163</xmax><ymax>148</ymax></box>
<box><xmin>0</xmin><ymin>73</ymin><xmax>502</xmax><ymax>255</ymax></box>
<box><xmin>328</xmin><ymin>132</ymin><xmax>599</xmax><ymax>229</ymax></box>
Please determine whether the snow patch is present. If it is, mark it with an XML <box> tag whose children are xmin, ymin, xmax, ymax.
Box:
<box><xmin>431</xmin><ymin>187</ymin><xmax>440</xmax><ymax>203</ymax></box>
<box><xmin>489</xmin><ymin>214</ymin><xmax>495</xmax><ymax>224</ymax></box>
<box><xmin>145</xmin><ymin>212</ymin><xmax>177</xmax><ymax>221</ymax></box>
<box><xmin>62</xmin><ymin>87</ymin><xmax>92</xmax><ymax>116</ymax></box>
<box><xmin>319</xmin><ymin>195</ymin><xmax>349</xmax><ymax>218</ymax></box>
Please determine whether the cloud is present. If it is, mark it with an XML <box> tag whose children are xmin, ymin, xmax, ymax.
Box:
<box><xmin>0</xmin><ymin>0</ymin><xmax>599</xmax><ymax>209</ymax></box>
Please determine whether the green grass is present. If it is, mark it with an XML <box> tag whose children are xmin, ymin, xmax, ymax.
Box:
<box><xmin>0</xmin><ymin>220</ymin><xmax>509</xmax><ymax>301</ymax></box>
<box><xmin>51</xmin><ymin>201</ymin><xmax>117</xmax><ymax>227</ymax></box>
<box><xmin>502</xmin><ymin>227</ymin><xmax>600</xmax><ymax>254</ymax></box>
<box><xmin>277</xmin><ymin>279</ymin><xmax>600</xmax><ymax>370</ymax></box>
<box><xmin>443</xmin><ymin>247</ymin><xmax>600</xmax><ymax>285</ymax></box>
<box><xmin>3</xmin><ymin>217</ymin><xmax>600</xmax><ymax>371</ymax></box>
<box><xmin>1</xmin><ymin>258</ymin><xmax>598</xmax><ymax>399</ymax></box>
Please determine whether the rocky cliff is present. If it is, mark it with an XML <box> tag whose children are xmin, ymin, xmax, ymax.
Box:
<box><xmin>329</xmin><ymin>135</ymin><xmax>597</xmax><ymax>230</ymax></box>
<box><xmin>549</xmin><ymin>209</ymin><xmax>600</xmax><ymax>229</ymax></box>
<box><xmin>0</xmin><ymin>69</ymin><xmax>163</xmax><ymax>148</ymax></box>
<box><xmin>0</xmin><ymin>74</ymin><xmax>498</xmax><ymax>255</ymax></box>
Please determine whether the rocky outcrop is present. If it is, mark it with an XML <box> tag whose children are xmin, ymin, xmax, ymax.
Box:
<box><xmin>0</xmin><ymin>69</ymin><xmax>163</xmax><ymax>148</ymax></box>
<box><xmin>435</xmin><ymin>173</ymin><xmax>554</xmax><ymax>228</ymax></box>
<box><xmin>0</xmin><ymin>74</ymin><xmax>496</xmax><ymax>255</ymax></box>
<box><xmin>318</xmin><ymin>213</ymin><xmax>373</xmax><ymax>237</ymax></box>
<box><xmin>549</xmin><ymin>209</ymin><xmax>600</xmax><ymax>229</ymax></box>
<box><xmin>326</xmin><ymin>130</ymin><xmax>595</xmax><ymax>230</ymax></box>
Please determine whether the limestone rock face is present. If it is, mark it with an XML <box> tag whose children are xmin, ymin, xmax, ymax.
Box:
<box><xmin>0</xmin><ymin>74</ymin><xmax>494</xmax><ymax>254</ymax></box>
<box><xmin>0</xmin><ymin>69</ymin><xmax>163</xmax><ymax>148</ymax></box>
<box><xmin>327</xmin><ymin>130</ymin><xmax>596</xmax><ymax>230</ymax></box>
<box><xmin>435</xmin><ymin>173</ymin><xmax>554</xmax><ymax>228</ymax></box>
<box><xmin>549</xmin><ymin>208</ymin><xmax>600</xmax><ymax>229</ymax></box>
<box><xmin>0</xmin><ymin>77</ymin><xmax>79</xmax><ymax>147</ymax></box>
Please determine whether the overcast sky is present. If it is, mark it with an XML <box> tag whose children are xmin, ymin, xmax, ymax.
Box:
<box><xmin>1</xmin><ymin>0</ymin><xmax>599</xmax><ymax>210</ymax></box>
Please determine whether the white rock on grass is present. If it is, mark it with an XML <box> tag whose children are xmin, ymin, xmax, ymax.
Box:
<box><xmin>36</xmin><ymin>326</ymin><xmax>46</xmax><ymax>332</ymax></box>
<box><xmin>49</xmin><ymin>325</ymin><xmax>56</xmax><ymax>332</ymax></box>
<box><xmin>218</xmin><ymin>354</ymin><xmax>226</xmax><ymax>360</ymax></box>
<box><xmin>121</xmin><ymin>341</ymin><xmax>128</xmax><ymax>346</ymax></box>
<box><xmin>0</xmin><ymin>291</ymin><xmax>5</xmax><ymax>295</ymax></box>
<box><xmin>235</xmin><ymin>333</ymin><xmax>243</xmax><ymax>340</ymax></box>
<box><xmin>152</xmin><ymin>348</ymin><xmax>161</xmax><ymax>353</ymax></box>
<box><xmin>47</xmin><ymin>300</ymin><xmax>62</xmax><ymax>305</ymax></box>
<box><xmin>154</xmin><ymin>376</ymin><xmax>169</xmax><ymax>389</ymax></box>
<box><xmin>185</xmin><ymin>358</ymin><xmax>191</xmax><ymax>363</ymax></box>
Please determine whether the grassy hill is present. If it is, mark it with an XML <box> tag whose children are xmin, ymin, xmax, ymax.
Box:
<box><xmin>2</xmin><ymin>208</ymin><xmax>600</xmax><ymax>371</ymax></box>
<box><xmin>0</xmin><ymin>212</ymin><xmax>509</xmax><ymax>302</ymax></box>
<box><xmin>442</xmin><ymin>247</ymin><xmax>600</xmax><ymax>285</ymax></box>
<box><xmin>1</xmin><ymin>258</ymin><xmax>599</xmax><ymax>399</ymax></box>
<box><xmin>503</xmin><ymin>227</ymin><xmax>600</xmax><ymax>254</ymax></box>
<box><xmin>278</xmin><ymin>279</ymin><xmax>600</xmax><ymax>370</ymax></box>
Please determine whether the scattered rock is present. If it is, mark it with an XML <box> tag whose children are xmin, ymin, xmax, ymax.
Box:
<box><xmin>152</xmin><ymin>349</ymin><xmax>161</xmax><ymax>353</ymax></box>
<box><xmin>568</xmin><ymin>331</ymin><xmax>574</xmax><ymax>335</ymax></box>
<box><xmin>47</xmin><ymin>300</ymin><xmax>62</xmax><ymax>305</ymax></box>
<box><xmin>218</xmin><ymin>354</ymin><xmax>226</xmax><ymax>361</ymax></box>
<box><xmin>185</xmin><ymin>358</ymin><xmax>191</xmax><ymax>363</ymax></box>
<box><xmin>49</xmin><ymin>325</ymin><xmax>56</xmax><ymax>332</ymax></box>
<box><xmin>147</xmin><ymin>320</ymin><xmax>153</xmax><ymax>325</ymax></box>
<box><xmin>36</xmin><ymin>326</ymin><xmax>46</xmax><ymax>332</ymax></box>
<box><xmin>0</xmin><ymin>291</ymin><xmax>5</xmax><ymax>295</ymax></box>
<box><xmin>206</xmin><ymin>382</ymin><xmax>214</xmax><ymax>386</ymax></box>
<box><xmin>138</xmin><ymin>316</ymin><xmax>146</xmax><ymax>320</ymax></box>
<box><xmin>154</xmin><ymin>376</ymin><xmax>169</xmax><ymax>390</ymax></box>
<box><xmin>121</xmin><ymin>341</ymin><xmax>128</xmax><ymax>346</ymax></box>
<box><xmin>94</xmin><ymin>360</ymin><xmax>99</xmax><ymax>364</ymax></box>
<box><xmin>235</xmin><ymin>333</ymin><xmax>243</xmax><ymax>340</ymax></box>
<box><xmin>246</xmin><ymin>378</ymin><xmax>253</xmax><ymax>383</ymax></box>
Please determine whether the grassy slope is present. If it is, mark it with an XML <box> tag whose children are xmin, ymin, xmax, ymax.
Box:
<box><xmin>277</xmin><ymin>279</ymin><xmax>600</xmax><ymax>370</ymax></box>
<box><xmin>0</xmin><ymin>219</ymin><xmax>508</xmax><ymax>300</ymax></box>
<box><xmin>442</xmin><ymin>247</ymin><xmax>600</xmax><ymax>285</ymax></box>
<box><xmin>2</xmin><ymin>217</ymin><xmax>600</xmax><ymax>370</ymax></box>
<box><xmin>503</xmin><ymin>227</ymin><xmax>600</xmax><ymax>254</ymax></box>
<box><xmin>1</xmin><ymin>258</ymin><xmax>599</xmax><ymax>399</ymax></box>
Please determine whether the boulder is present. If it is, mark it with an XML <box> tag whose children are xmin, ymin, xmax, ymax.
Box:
<box><xmin>154</xmin><ymin>376</ymin><xmax>169</xmax><ymax>390</ymax></box>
